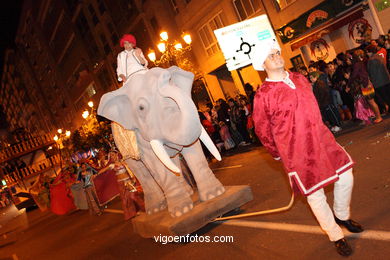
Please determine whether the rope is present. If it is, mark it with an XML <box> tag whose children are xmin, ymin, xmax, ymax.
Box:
<box><xmin>213</xmin><ymin>191</ymin><xmax>295</xmax><ymax>221</ymax></box>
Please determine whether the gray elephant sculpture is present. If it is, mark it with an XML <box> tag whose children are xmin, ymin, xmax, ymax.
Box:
<box><xmin>98</xmin><ymin>66</ymin><xmax>225</xmax><ymax>217</ymax></box>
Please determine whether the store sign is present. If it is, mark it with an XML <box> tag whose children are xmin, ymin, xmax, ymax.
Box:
<box><xmin>306</xmin><ymin>10</ymin><xmax>329</xmax><ymax>28</ymax></box>
<box><xmin>348</xmin><ymin>18</ymin><xmax>372</xmax><ymax>44</ymax></box>
<box><xmin>276</xmin><ymin>0</ymin><xmax>364</xmax><ymax>43</ymax></box>
<box><xmin>214</xmin><ymin>15</ymin><xmax>275</xmax><ymax>71</ymax></box>
<box><xmin>310</xmin><ymin>38</ymin><xmax>330</xmax><ymax>60</ymax></box>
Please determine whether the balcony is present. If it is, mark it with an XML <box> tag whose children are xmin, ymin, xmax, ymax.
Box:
<box><xmin>0</xmin><ymin>134</ymin><xmax>56</xmax><ymax>164</ymax></box>
<box><xmin>3</xmin><ymin>154</ymin><xmax>62</xmax><ymax>188</ymax></box>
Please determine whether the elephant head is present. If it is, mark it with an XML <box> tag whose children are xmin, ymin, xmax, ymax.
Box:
<box><xmin>97</xmin><ymin>66</ymin><xmax>220</xmax><ymax>173</ymax></box>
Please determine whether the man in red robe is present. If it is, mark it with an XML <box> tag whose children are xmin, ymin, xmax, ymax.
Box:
<box><xmin>251</xmin><ymin>40</ymin><xmax>363</xmax><ymax>257</ymax></box>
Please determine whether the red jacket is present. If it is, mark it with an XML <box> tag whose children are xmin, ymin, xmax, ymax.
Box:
<box><xmin>253</xmin><ymin>72</ymin><xmax>353</xmax><ymax>196</ymax></box>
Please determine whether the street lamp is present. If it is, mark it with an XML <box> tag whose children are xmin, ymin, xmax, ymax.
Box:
<box><xmin>147</xmin><ymin>31</ymin><xmax>192</xmax><ymax>67</ymax></box>
<box><xmin>81</xmin><ymin>100</ymin><xmax>98</xmax><ymax>135</ymax></box>
<box><xmin>53</xmin><ymin>129</ymin><xmax>71</xmax><ymax>147</ymax></box>
<box><xmin>82</xmin><ymin>110</ymin><xmax>89</xmax><ymax>119</ymax></box>
<box><xmin>53</xmin><ymin>129</ymin><xmax>71</xmax><ymax>171</ymax></box>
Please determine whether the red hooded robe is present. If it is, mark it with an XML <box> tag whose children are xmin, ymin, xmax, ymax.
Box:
<box><xmin>253</xmin><ymin>72</ymin><xmax>353</xmax><ymax>196</ymax></box>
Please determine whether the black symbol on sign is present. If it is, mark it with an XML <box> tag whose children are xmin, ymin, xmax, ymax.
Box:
<box><xmin>235</xmin><ymin>37</ymin><xmax>255</xmax><ymax>59</ymax></box>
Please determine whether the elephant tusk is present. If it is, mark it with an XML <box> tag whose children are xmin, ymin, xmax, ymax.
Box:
<box><xmin>150</xmin><ymin>139</ymin><xmax>181</xmax><ymax>175</ymax></box>
<box><xmin>199</xmin><ymin>126</ymin><xmax>222</xmax><ymax>161</ymax></box>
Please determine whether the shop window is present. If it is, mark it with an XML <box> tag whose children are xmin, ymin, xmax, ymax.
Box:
<box><xmin>274</xmin><ymin>0</ymin><xmax>296</xmax><ymax>11</ymax></box>
<box><xmin>198</xmin><ymin>13</ymin><xmax>224</xmax><ymax>56</ymax></box>
<box><xmin>290</xmin><ymin>54</ymin><xmax>305</xmax><ymax>71</ymax></box>
<box><xmin>233</xmin><ymin>0</ymin><xmax>262</xmax><ymax>21</ymax></box>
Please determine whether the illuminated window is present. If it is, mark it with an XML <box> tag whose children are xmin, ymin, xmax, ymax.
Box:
<box><xmin>198</xmin><ymin>13</ymin><xmax>224</xmax><ymax>56</ymax></box>
<box><xmin>233</xmin><ymin>0</ymin><xmax>262</xmax><ymax>21</ymax></box>
<box><xmin>274</xmin><ymin>0</ymin><xmax>296</xmax><ymax>10</ymax></box>
<box><xmin>86</xmin><ymin>83</ymin><xmax>96</xmax><ymax>97</ymax></box>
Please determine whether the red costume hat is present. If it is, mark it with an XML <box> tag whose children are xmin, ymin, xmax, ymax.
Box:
<box><xmin>120</xmin><ymin>34</ymin><xmax>136</xmax><ymax>47</ymax></box>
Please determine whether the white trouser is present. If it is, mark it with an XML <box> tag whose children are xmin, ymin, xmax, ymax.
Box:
<box><xmin>307</xmin><ymin>168</ymin><xmax>354</xmax><ymax>241</ymax></box>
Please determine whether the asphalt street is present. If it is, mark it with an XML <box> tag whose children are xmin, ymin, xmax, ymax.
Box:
<box><xmin>1</xmin><ymin>118</ymin><xmax>389</xmax><ymax>260</ymax></box>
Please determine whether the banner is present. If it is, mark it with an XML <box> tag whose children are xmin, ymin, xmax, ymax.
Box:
<box><xmin>93</xmin><ymin>169</ymin><xmax>120</xmax><ymax>206</ymax></box>
<box><xmin>276</xmin><ymin>0</ymin><xmax>364</xmax><ymax>44</ymax></box>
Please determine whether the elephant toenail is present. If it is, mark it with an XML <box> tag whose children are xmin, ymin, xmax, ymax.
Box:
<box><xmin>175</xmin><ymin>211</ymin><xmax>182</xmax><ymax>217</ymax></box>
<box><xmin>208</xmin><ymin>194</ymin><xmax>216</xmax><ymax>200</ymax></box>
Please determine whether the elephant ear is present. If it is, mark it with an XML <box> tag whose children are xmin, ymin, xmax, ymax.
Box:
<box><xmin>97</xmin><ymin>92</ymin><xmax>134</xmax><ymax>130</ymax></box>
<box><xmin>167</xmin><ymin>66</ymin><xmax>194</xmax><ymax>96</ymax></box>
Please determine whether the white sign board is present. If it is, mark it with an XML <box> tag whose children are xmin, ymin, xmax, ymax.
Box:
<box><xmin>214</xmin><ymin>15</ymin><xmax>276</xmax><ymax>71</ymax></box>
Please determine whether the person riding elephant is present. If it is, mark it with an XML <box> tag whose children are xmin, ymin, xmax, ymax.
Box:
<box><xmin>98</xmin><ymin>66</ymin><xmax>225</xmax><ymax>217</ymax></box>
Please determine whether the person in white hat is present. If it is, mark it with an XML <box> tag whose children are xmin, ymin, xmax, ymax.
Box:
<box><xmin>251</xmin><ymin>40</ymin><xmax>363</xmax><ymax>257</ymax></box>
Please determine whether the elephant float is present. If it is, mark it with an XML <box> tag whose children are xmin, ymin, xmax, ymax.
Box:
<box><xmin>98</xmin><ymin>66</ymin><xmax>225</xmax><ymax>217</ymax></box>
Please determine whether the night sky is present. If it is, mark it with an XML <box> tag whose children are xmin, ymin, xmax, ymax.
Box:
<box><xmin>0</xmin><ymin>0</ymin><xmax>22</xmax><ymax>75</ymax></box>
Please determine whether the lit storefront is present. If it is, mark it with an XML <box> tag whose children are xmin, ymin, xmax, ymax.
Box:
<box><xmin>276</xmin><ymin>0</ymin><xmax>385</xmax><ymax>68</ymax></box>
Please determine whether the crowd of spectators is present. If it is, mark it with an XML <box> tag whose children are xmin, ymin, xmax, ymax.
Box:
<box><xmin>199</xmin><ymin>83</ymin><xmax>258</xmax><ymax>156</ymax></box>
<box><xmin>297</xmin><ymin>35</ymin><xmax>390</xmax><ymax>132</ymax></box>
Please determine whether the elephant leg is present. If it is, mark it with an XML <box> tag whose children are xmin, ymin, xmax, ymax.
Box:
<box><xmin>124</xmin><ymin>158</ymin><xmax>167</xmax><ymax>215</ymax></box>
<box><xmin>182</xmin><ymin>140</ymin><xmax>225</xmax><ymax>201</ymax></box>
<box><xmin>179</xmin><ymin>156</ymin><xmax>196</xmax><ymax>193</ymax></box>
<box><xmin>142</xmin><ymin>152</ymin><xmax>193</xmax><ymax>217</ymax></box>
<box><xmin>173</xmin><ymin>155</ymin><xmax>194</xmax><ymax>196</ymax></box>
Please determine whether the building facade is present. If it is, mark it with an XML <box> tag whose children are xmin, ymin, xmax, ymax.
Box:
<box><xmin>0</xmin><ymin>49</ymin><xmax>48</xmax><ymax>137</ymax></box>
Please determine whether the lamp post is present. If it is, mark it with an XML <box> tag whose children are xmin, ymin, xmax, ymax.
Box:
<box><xmin>81</xmin><ymin>100</ymin><xmax>107</xmax><ymax>146</ymax></box>
<box><xmin>82</xmin><ymin>101</ymin><xmax>97</xmax><ymax>120</ymax></box>
<box><xmin>147</xmin><ymin>31</ymin><xmax>192</xmax><ymax>67</ymax></box>
<box><xmin>54</xmin><ymin>128</ymin><xmax>71</xmax><ymax>170</ymax></box>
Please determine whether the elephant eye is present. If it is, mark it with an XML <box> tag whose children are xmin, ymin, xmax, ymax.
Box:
<box><xmin>137</xmin><ymin>98</ymin><xmax>149</xmax><ymax>117</ymax></box>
